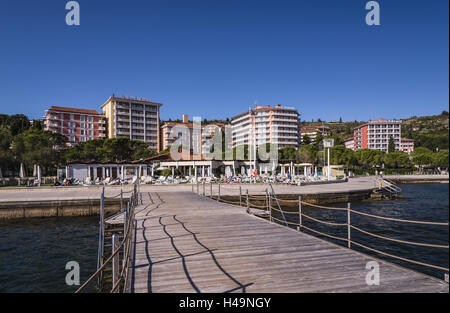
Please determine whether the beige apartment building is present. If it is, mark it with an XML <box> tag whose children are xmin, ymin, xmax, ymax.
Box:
<box><xmin>300</xmin><ymin>125</ymin><xmax>331</xmax><ymax>144</ymax></box>
<box><xmin>160</xmin><ymin>114</ymin><xmax>226</xmax><ymax>154</ymax></box>
<box><xmin>101</xmin><ymin>95</ymin><xmax>162</xmax><ymax>152</ymax></box>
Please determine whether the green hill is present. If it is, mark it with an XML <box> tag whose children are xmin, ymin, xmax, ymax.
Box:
<box><xmin>300</xmin><ymin>111</ymin><xmax>449</xmax><ymax>150</ymax></box>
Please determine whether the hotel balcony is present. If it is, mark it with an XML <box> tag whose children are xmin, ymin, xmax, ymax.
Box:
<box><xmin>116</xmin><ymin>129</ymin><xmax>130</xmax><ymax>136</ymax></box>
<box><xmin>116</xmin><ymin>103</ymin><xmax>130</xmax><ymax>109</ymax></box>
<box><xmin>117</xmin><ymin>116</ymin><xmax>130</xmax><ymax>122</ymax></box>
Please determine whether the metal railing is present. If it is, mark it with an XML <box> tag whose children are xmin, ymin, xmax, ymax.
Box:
<box><xmin>75</xmin><ymin>184</ymin><xmax>138</xmax><ymax>293</ymax></box>
<box><xmin>374</xmin><ymin>177</ymin><xmax>402</xmax><ymax>196</ymax></box>
<box><xmin>199</xmin><ymin>182</ymin><xmax>449</xmax><ymax>281</ymax></box>
<box><xmin>269</xmin><ymin>196</ymin><xmax>449</xmax><ymax>277</ymax></box>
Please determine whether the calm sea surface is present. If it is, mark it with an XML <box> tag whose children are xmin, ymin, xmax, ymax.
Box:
<box><xmin>275</xmin><ymin>183</ymin><xmax>449</xmax><ymax>280</ymax></box>
<box><xmin>0</xmin><ymin>183</ymin><xmax>448</xmax><ymax>292</ymax></box>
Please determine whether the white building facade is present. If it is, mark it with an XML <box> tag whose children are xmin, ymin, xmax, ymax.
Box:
<box><xmin>231</xmin><ymin>104</ymin><xmax>301</xmax><ymax>149</ymax></box>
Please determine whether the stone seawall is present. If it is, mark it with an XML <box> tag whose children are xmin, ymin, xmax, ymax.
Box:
<box><xmin>0</xmin><ymin>198</ymin><xmax>122</xmax><ymax>220</ymax></box>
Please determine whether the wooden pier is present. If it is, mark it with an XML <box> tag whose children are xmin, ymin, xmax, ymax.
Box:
<box><xmin>120</xmin><ymin>191</ymin><xmax>448</xmax><ymax>293</ymax></box>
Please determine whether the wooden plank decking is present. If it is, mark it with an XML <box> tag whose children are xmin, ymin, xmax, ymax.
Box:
<box><xmin>125</xmin><ymin>191</ymin><xmax>448</xmax><ymax>293</ymax></box>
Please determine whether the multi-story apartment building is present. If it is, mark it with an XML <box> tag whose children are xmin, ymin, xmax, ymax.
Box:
<box><xmin>160</xmin><ymin>114</ymin><xmax>226</xmax><ymax>154</ymax></box>
<box><xmin>300</xmin><ymin>125</ymin><xmax>331</xmax><ymax>144</ymax></box>
<box><xmin>43</xmin><ymin>106</ymin><xmax>106</xmax><ymax>145</ymax></box>
<box><xmin>343</xmin><ymin>137</ymin><xmax>354</xmax><ymax>150</ymax></box>
<box><xmin>353</xmin><ymin>118</ymin><xmax>402</xmax><ymax>152</ymax></box>
<box><xmin>101</xmin><ymin>95</ymin><xmax>162</xmax><ymax>152</ymax></box>
<box><xmin>231</xmin><ymin>104</ymin><xmax>300</xmax><ymax>149</ymax></box>
<box><xmin>400</xmin><ymin>138</ymin><xmax>415</xmax><ymax>154</ymax></box>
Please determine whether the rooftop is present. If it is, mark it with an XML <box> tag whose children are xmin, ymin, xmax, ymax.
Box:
<box><xmin>46</xmin><ymin>106</ymin><xmax>102</xmax><ymax>115</ymax></box>
<box><xmin>101</xmin><ymin>94</ymin><xmax>164</xmax><ymax>108</ymax></box>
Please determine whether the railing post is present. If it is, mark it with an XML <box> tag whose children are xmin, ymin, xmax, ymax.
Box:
<box><xmin>112</xmin><ymin>234</ymin><xmax>119</xmax><ymax>293</ymax></box>
<box><xmin>246</xmin><ymin>189</ymin><xmax>249</xmax><ymax>214</ymax></box>
<box><xmin>120</xmin><ymin>189</ymin><xmax>123</xmax><ymax>212</ymax></box>
<box><xmin>123</xmin><ymin>210</ymin><xmax>128</xmax><ymax>269</ymax></box>
<box><xmin>123</xmin><ymin>211</ymin><xmax>128</xmax><ymax>238</ymax></box>
<box><xmin>269</xmin><ymin>191</ymin><xmax>272</xmax><ymax>222</ymax></box>
<box><xmin>265</xmin><ymin>189</ymin><xmax>268</xmax><ymax>212</ymax></box>
<box><xmin>97</xmin><ymin>186</ymin><xmax>105</xmax><ymax>271</ymax></box>
<box><xmin>203</xmin><ymin>181</ymin><xmax>205</xmax><ymax>196</ymax></box>
<box><xmin>239</xmin><ymin>185</ymin><xmax>242</xmax><ymax>207</ymax></box>
<box><xmin>298</xmin><ymin>195</ymin><xmax>302</xmax><ymax>231</ymax></box>
<box><xmin>217</xmin><ymin>183</ymin><xmax>221</xmax><ymax>202</ymax></box>
<box><xmin>347</xmin><ymin>202</ymin><xmax>351</xmax><ymax>249</ymax></box>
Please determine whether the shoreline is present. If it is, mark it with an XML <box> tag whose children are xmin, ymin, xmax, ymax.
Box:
<box><xmin>0</xmin><ymin>175</ymin><xmax>448</xmax><ymax>220</ymax></box>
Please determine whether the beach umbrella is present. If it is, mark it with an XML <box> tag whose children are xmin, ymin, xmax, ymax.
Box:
<box><xmin>151</xmin><ymin>165</ymin><xmax>154</xmax><ymax>177</ymax></box>
<box><xmin>0</xmin><ymin>168</ymin><xmax>3</xmax><ymax>178</ymax></box>
<box><xmin>65</xmin><ymin>166</ymin><xmax>69</xmax><ymax>179</ymax></box>
<box><xmin>33</xmin><ymin>164</ymin><xmax>37</xmax><ymax>177</ymax></box>
<box><xmin>121</xmin><ymin>165</ymin><xmax>125</xmax><ymax>180</ymax></box>
<box><xmin>19</xmin><ymin>163</ymin><xmax>26</xmax><ymax>178</ymax></box>
<box><xmin>37</xmin><ymin>165</ymin><xmax>41</xmax><ymax>186</ymax></box>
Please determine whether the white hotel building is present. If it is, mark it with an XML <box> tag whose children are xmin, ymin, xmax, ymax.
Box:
<box><xmin>231</xmin><ymin>104</ymin><xmax>301</xmax><ymax>149</ymax></box>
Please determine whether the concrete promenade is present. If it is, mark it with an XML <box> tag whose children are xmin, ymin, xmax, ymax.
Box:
<box><xmin>0</xmin><ymin>176</ymin><xmax>381</xmax><ymax>202</ymax></box>
<box><xmin>0</xmin><ymin>175</ymin><xmax>447</xmax><ymax>219</ymax></box>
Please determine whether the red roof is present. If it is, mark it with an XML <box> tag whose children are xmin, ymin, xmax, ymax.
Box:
<box><xmin>48</xmin><ymin>106</ymin><xmax>102</xmax><ymax>115</ymax></box>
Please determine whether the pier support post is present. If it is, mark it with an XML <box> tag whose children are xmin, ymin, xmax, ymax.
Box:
<box><xmin>112</xmin><ymin>234</ymin><xmax>119</xmax><ymax>293</ymax></box>
<box><xmin>347</xmin><ymin>202</ymin><xmax>351</xmax><ymax>249</ymax></box>
<box><xmin>298</xmin><ymin>195</ymin><xmax>302</xmax><ymax>231</ymax></box>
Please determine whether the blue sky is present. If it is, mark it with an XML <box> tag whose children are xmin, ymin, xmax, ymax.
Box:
<box><xmin>0</xmin><ymin>0</ymin><xmax>448</xmax><ymax>122</ymax></box>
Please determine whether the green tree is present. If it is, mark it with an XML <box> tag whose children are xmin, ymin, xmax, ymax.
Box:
<box><xmin>388</xmin><ymin>136</ymin><xmax>395</xmax><ymax>153</ymax></box>
<box><xmin>383</xmin><ymin>151</ymin><xmax>411</xmax><ymax>168</ymax></box>
<box><xmin>279</xmin><ymin>146</ymin><xmax>296</xmax><ymax>160</ymax></box>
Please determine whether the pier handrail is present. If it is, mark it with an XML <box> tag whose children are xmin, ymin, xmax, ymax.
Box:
<box><xmin>268</xmin><ymin>183</ymin><xmax>289</xmax><ymax>227</ymax></box>
<box><xmin>267</xmin><ymin>195</ymin><xmax>449</xmax><ymax>274</ymax></box>
<box><xmin>75</xmin><ymin>183</ymin><xmax>138</xmax><ymax>293</ymax></box>
<box><xmin>201</xmin><ymin>182</ymin><xmax>449</xmax><ymax>277</ymax></box>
